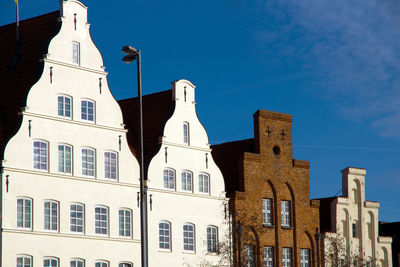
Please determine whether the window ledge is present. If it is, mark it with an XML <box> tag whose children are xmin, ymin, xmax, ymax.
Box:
<box><xmin>262</xmin><ymin>224</ymin><xmax>275</xmax><ymax>228</ymax></box>
<box><xmin>281</xmin><ymin>225</ymin><xmax>292</xmax><ymax>229</ymax></box>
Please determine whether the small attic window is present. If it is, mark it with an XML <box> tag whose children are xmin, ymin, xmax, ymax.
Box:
<box><xmin>72</xmin><ymin>42</ymin><xmax>80</xmax><ymax>65</ymax></box>
<box><xmin>273</xmin><ymin>145</ymin><xmax>281</xmax><ymax>155</ymax></box>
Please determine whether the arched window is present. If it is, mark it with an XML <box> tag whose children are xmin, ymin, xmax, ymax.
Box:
<box><xmin>16</xmin><ymin>255</ymin><xmax>32</xmax><ymax>267</ymax></box>
<box><xmin>159</xmin><ymin>221</ymin><xmax>171</xmax><ymax>250</ymax></box>
<box><xmin>81</xmin><ymin>148</ymin><xmax>95</xmax><ymax>177</ymax></box>
<box><xmin>95</xmin><ymin>206</ymin><xmax>108</xmax><ymax>235</ymax></box>
<box><xmin>183</xmin><ymin>122</ymin><xmax>190</xmax><ymax>144</ymax></box>
<box><xmin>198</xmin><ymin>173</ymin><xmax>210</xmax><ymax>194</ymax></box>
<box><xmin>33</xmin><ymin>140</ymin><xmax>48</xmax><ymax>171</ymax></box>
<box><xmin>181</xmin><ymin>171</ymin><xmax>193</xmax><ymax>192</ymax></box>
<box><xmin>95</xmin><ymin>261</ymin><xmax>109</xmax><ymax>267</ymax></box>
<box><xmin>58</xmin><ymin>144</ymin><xmax>72</xmax><ymax>174</ymax></box>
<box><xmin>43</xmin><ymin>257</ymin><xmax>58</xmax><ymax>267</ymax></box>
<box><xmin>163</xmin><ymin>169</ymin><xmax>175</xmax><ymax>190</ymax></box>
<box><xmin>44</xmin><ymin>200</ymin><xmax>59</xmax><ymax>231</ymax></box>
<box><xmin>17</xmin><ymin>197</ymin><xmax>32</xmax><ymax>229</ymax></box>
<box><xmin>70</xmin><ymin>203</ymin><xmax>84</xmax><ymax>233</ymax></box>
<box><xmin>70</xmin><ymin>259</ymin><xmax>84</xmax><ymax>267</ymax></box>
<box><xmin>119</xmin><ymin>263</ymin><xmax>132</xmax><ymax>267</ymax></box>
<box><xmin>57</xmin><ymin>95</ymin><xmax>72</xmax><ymax>118</ymax></box>
<box><xmin>206</xmin><ymin>226</ymin><xmax>218</xmax><ymax>253</ymax></box>
<box><xmin>183</xmin><ymin>223</ymin><xmax>195</xmax><ymax>252</ymax></box>
<box><xmin>119</xmin><ymin>208</ymin><xmax>132</xmax><ymax>237</ymax></box>
<box><xmin>104</xmin><ymin>151</ymin><xmax>118</xmax><ymax>180</ymax></box>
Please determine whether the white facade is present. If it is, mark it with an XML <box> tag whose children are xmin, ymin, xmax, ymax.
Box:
<box><xmin>1</xmin><ymin>1</ymin><xmax>141</xmax><ymax>266</ymax></box>
<box><xmin>323</xmin><ymin>167</ymin><xmax>392</xmax><ymax>267</ymax></box>
<box><xmin>146</xmin><ymin>79</ymin><xmax>229</xmax><ymax>266</ymax></box>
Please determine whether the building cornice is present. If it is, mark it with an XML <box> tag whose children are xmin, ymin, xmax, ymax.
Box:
<box><xmin>160</xmin><ymin>140</ymin><xmax>211</xmax><ymax>152</ymax></box>
<box><xmin>41</xmin><ymin>58</ymin><xmax>107</xmax><ymax>75</ymax></box>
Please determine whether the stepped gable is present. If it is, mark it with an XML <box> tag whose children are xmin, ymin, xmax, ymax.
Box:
<box><xmin>0</xmin><ymin>11</ymin><xmax>60</xmax><ymax>160</ymax></box>
<box><xmin>118</xmin><ymin>89</ymin><xmax>174</xmax><ymax>177</ymax></box>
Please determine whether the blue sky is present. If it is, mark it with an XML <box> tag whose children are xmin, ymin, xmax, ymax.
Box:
<box><xmin>1</xmin><ymin>0</ymin><xmax>399</xmax><ymax>222</ymax></box>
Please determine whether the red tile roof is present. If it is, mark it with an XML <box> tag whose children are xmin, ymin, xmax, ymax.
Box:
<box><xmin>0</xmin><ymin>11</ymin><xmax>60</xmax><ymax>160</ymax></box>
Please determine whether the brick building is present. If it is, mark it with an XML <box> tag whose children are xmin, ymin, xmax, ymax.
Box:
<box><xmin>379</xmin><ymin>221</ymin><xmax>400</xmax><ymax>267</ymax></box>
<box><xmin>212</xmin><ymin>110</ymin><xmax>320</xmax><ymax>267</ymax></box>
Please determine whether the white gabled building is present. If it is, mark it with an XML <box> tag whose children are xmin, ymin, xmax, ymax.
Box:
<box><xmin>119</xmin><ymin>79</ymin><xmax>230</xmax><ymax>267</ymax></box>
<box><xmin>318</xmin><ymin>167</ymin><xmax>392</xmax><ymax>267</ymax></box>
<box><xmin>0</xmin><ymin>1</ymin><xmax>141</xmax><ymax>266</ymax></box>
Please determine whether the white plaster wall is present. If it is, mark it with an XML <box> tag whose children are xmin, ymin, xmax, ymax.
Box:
<box><xmin>1</xmin><ymin>0</ymin><xmax>140</xmax><ymax>266</ymax></box>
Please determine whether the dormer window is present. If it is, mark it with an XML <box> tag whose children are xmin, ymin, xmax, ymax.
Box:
<box><xmin>72</xmin><ymin>42</ymin><xmax>80</xmax><ymax>65</ymax></box>
<box><xmin>183</xmin><ymin>122</ymin><xmax>189</xmax><ymax>145</ymax></box>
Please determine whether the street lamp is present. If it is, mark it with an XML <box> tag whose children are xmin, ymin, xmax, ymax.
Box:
<box><xmin>122</xmin><ymin>45</ymin><xmax>148</xmax><ymax>267</ymax></box>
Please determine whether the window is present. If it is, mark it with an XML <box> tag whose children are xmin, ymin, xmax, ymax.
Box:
<box><xmin>72</xmin><ymin>42</ymin><xmax>80</xmax><ymax>64</ymax></box>
<box><xmin>81</xmin><ymin>100</ymin><xmax>94</xmax><ymax>122</ymax></box>
<box><xmin>282</xmin><ymin>248</ymin><xmax>292</xmax><ymax>267</ymax></box>
<box><xmin>119</xmin><ymin>264</ymin><xmax>132</xmax><ymax>267</ymax></box>
<box><xmin>183</xmin><ymin>223</ymin><xmax>195</xmax><ymax>252</ymax></box>
<box><xmin>119</xmin><ymin>209</ymin><xmax>131</xmax><ymax>237</ymax></box>
<box><xmin>17</xmin><ymin>198</ymin><xmax>32</xmax><ymax>229</ymax></box>
<box><xmin>300</xmin><ymin>249</ymin><xmax>310</xmax><ymax>267</ymax></box>
<box><xmin>352</xmin><ymin>223</ymin><xmax>357</xmax><ymax>238</ymax></box>
<box><xmin>43</xmin><ymin>258</ymin><xmax>58</xmax><ymax>267</ymax></box>
<box><xmin>163</xmin><ymin>169</ymin><xmax>175</xmax><ymax>190</ymax></box>
<box><xmin>70</xmin><ymin>203</ymin><xmax>84</xmax><ymax>233</ymax></box>
<box><xmin>244</xmin><ymin>245</ymin><xmax>255</xmax><ymax>267</ymax></box>
<box><xmin>57</xmin><ymin>95</ymin><xmax>72</xmax><ymax>118</ymax></box>
<box><xmin>198</xmin><ymin>173</ymin><xmax>209</xmax><ymax>193</ymax></box>
<box><xmin>104</xmin><ymin>151</ymin><xmax>118</xmax><ymax>180</ymax></box>
<box><xmin>95</xmin><ymin>206</ymin><xmax>108</xmax><ymax>235</ymax></box>
<box><xmin>264</xmin><ymin>246</ymin><xmax>273</xmax><ymax>267</ymax></box>
<box><xmin>33</xmin><ymin>141</ymin><xmax>48</xmax><ymax>171</ymax></box>
<box><xmin>207</xmin><ymin>226</ymin><xmax>218</xmax><ymax>253</ymax></box>
<box><xmin>281</xmin><ymin>200</ymin><xmax>291</xmax><ymax>227</ymax></box>
<box><xmin>95</xmin><ymin>261</ymin><xmax>108</xmax><ymax>267</ymax></box>
<box><xmin>44</xmin><ymin>201</ymin><xmax>58</xmax><ymax>231</ymax></box>
<box><xmin>82</xmin><ymin>148</ymin><xmax>95</xmax><ymax>177</ymax></box>
<box><xmin>262</xmin><ymin>198</ymin><xmax>273</xmax><ymax>225</ymax></box>
<box><xmin>181</xmin><ymin>171</ymin><xmax>192</xmax><ymax>192</ymax></box>
<box><xmin>58</xmin><ymin>144</ymin><xmax>72</xmax><ymax>174</ymax></box>
<box><xmin>17</xmin><ymin>255</ymin><xmax>32</xmax><ymax>267</ymax></box>
<box><xmin>159</xmin><ymin>221</ymin><xmax>171</xmax><ymax>250</ymax></box>
<box><xmin>183</xmin><ymin>122</ymin><xmax>189</xmax><ymax>144</ymax></box>
<box><xmin>70</xmin><ymin>259</ymin><xmax>84</xmax><ymax>267</ymax></box>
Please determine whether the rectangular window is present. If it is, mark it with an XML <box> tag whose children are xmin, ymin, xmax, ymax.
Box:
<box><xmin>44</xmin><ymin>201</ymin><xmax>58</xmax><ymax>231</ymax></box>
<box><xmin>81</xmin><ymin>100</ymin><xmax>94</xmax><ymax>122</ymax></box>
<box><xmin>57</xmin><ymin>96</ymin><xmax>71</xmax><ymax>118</ymax></box>
<box><xmin>181</xmin><ymin>171</ymin><xmax>192</xmax><ymax>192</ymax></box>
<box><xmin>264</xmin><ymin>246</ymin><xmax>273</xmax><ymax>267</ymax></box>
<box><xmin>199</xmin><ymin>173</ymin><xmax>209</xmax><ymax>193</ymax></box>
<box><xmin>17</xmin><ymin>198</ymin><xmax>32</xmax><ymax>229</ymax></box>
<box><xmin>262</xmin><ymin>198</ymin><xmax>273</xmax><ymax>225</ymax></box>
<box><xmin>82</xmin><ymin>148</ymin><xmax>95</xmax><ymax>177</ymax></box>
<box><xmin>183</xmin><ymin>224</ymin><xmax>195</xmax><ymax>252</ymax></box>
<box><xmin>245</xmin><ymin>245</ymin><xmax>255</xmax><ymax>267</ymax></box>
<box><xmin>70</xmin><ymin>204</ymin><xmax>84</xmax><ymax>233</ymax></box>
<box><xmin>70</xmin><ymin>259</ymin><xmax>84</xmax><ymax>267</ymax></box>
<box><xmin>17</xmin><ymin>255</ymin><xmax>32</xmax><ymax>267</ymax></box>
<box><xmin>43</xmin><ymin>258</ymin><xmax>58</xmax><ymax>267</ymax></box>
<box><xmin>58</xmin><ymin>144</ymin><xmax>72</xmax><ymax>174</ymax></box>
<box><xmin>183</xmin><ymin>122</ymin><xmax>189</xmax><ymax>144</ymax></box>
<box><xmin>104</xmin><ymin>151</ymin><xmax>117</xmax><ymax>180</ymax></box>
<box><xmin>281</xmin><ymin>200</ymin><xmax>291</xmax><ymax>227</ymax></box>
<box><xmin>72</xmin><ymin>42</ymin><xmax>80</xmax><ymax>64</ymax></box>
<box><xmin>300</xmin><ymin>249</ymin><xmax>310</xmax><ymax>267</ymax></box>
<box><xmin>282</xmin><ymin>248</ymin><xmax>292</xmax><ymax>267</ymax></box>
<box><xmin>352</xmin><ymin>223</ymin><xmax>357</xmax><ymax>238</ymax></box>
<box><xmin>33</xmin><ymin>141</ymin><xmax>48</xmax><ymax>171</ymax></box>
<box><xmin>119</xmin><ymin>209</ymin><xmax>131</xmax><ymax>237</ymax></box>
<box><xmin>95</xmin><ymin>262</ymin><xmax>108</xmax><ymax>267</ymax></box>
<box><xmin>95</xmin><ymin>206</ymin><xmax>108</xmax><ymax>235</ymax></box>
<box><xmin>163</xmin><ymin>169</ymin><xmax>175</xmax><ymax>190</ymax></box>
<box><xmin>159</xmin><ymin>221</ymin><xmax>171</xmax><ymax>250</ymax></box>
<box><xmin>207</xmin><ymin>226</ymin><xmax>218</xmax><ymax>253</ymax></box>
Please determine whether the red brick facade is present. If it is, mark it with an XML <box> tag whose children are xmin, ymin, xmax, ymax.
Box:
<box><xmin>212</xmin><ymin>110</ymin><xmax>320</xmax><ymax>267</ymax></box>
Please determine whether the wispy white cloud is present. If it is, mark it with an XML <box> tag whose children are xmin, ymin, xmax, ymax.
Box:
<box><xmin>254</xmin><ymin>0</ymin><xmax>400</xmax><ymax>138</ymax></box>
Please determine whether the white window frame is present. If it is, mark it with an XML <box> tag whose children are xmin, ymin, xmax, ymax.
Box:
<box><xmin>104</xmin><ymin>151</ymin><xmax>118</xmax><ymax>180</ymax></box>
<box><xmin>58</xmin><ymin>144</ymin><xmax>72</xmax><ymax>175</ymax></box>
<box><xmin>183</xmin><ymin>223</ymin><xmax>195</xmax><ymax>252</ymax></box>
<box><xmin>43</xmin><ymin>257</ymin><xmax>58</xmax><ymax>267</ymax></box>
<box><xmin>207</xmin><ymin>225</ymin><xmax>218</xmax><ymax>253</ymax></box>
<box><xmin>17</xmin><ymin>255</ymin><xmax>32</xmax><ymax>267</ymax></box>
<box><xmin>198</xmin><ymin>173</ymin><xmax>210</xmax><ymax>194</ymax></box>
<box><xmin>183</xmin><ymin>122</ymin><xmax>190</xmax><ymax>144</ymax></box>
<box><xmin>163</xmin><ymin>168</ymin><xmax>176</xmax><ymax>190</ymax></box>
<box><xmin>44</xmin><ymin>200</ymin><xmax>59</xmax><ymax>232</ymax></box>
<box><xmin>300</xmin><ymin>249</ymin><xmax>310</xmax><ymax>267</ymax></box>
<box><xmin>17</xmin><ymin>197</ymin><xmax>32</xmax><ymax>229</ymax></box>
<box><xmin>95</xmin><ymin>261</ymin><xmax>109</xmax><ymax>267</ymax></box>
<box><xmin>262</xmin><ymin>198</ymin><xmax>273</xmax><ymax>226</ymax></box>
<box><xmin>281</xmin><ymin>200</ymin><xmax>291</xmax><ymax>227</ymax></box>
<box><xmin>119</xmin><ymin>208</ymin><xmax>132</xmax><ymax>237</ymax></box>
<box><xmin>81</xmin><ymin>148</ymin><xmax>95</xmax><ymax>177</ymax></box>
<box><xmin>70</xmin><ymin>258</ymin><xmax>84</xmax><ymax>267</ymax></box>
<box><xmin>282</xmin><ymin>248</ymin><xmax>292</xmax><ymax>267</ymax></box>
<box><xmin>33</xmin><ymin>140</ymin><xmax>48</xmax><ymax>171</ymax></box>
<box><xmin>80</xmin><ymin>99</ymin><xmax>95</xmax><ymax>123</ymax></box>
<box><xmin>159</xmin><ymin>221</ymin><xmax>171</xmax><ymax>251</ymax></box>
<box><xmin>70</xmin><ymin>203</ymin><xmax>84</xmax><ymax>234</ymax></box>
<box><xmin>181</xmin><ymin>170</ymin><xmax>193</xmax><ymax>192</ymax></box>
<box><xmin>264</xmin><ymin>246</ymin><xmax>273</xmax><ymax>267</ymax></box>
<box><xmin>72</xmin><ymin>41</ymin><xmax>80</xmax><ymax>65</ymax></box>
<box><xmin>95</xmin><ymin>206</ymin><xmax>108</xmax><ymax>236</ymax></box>
<box><xmin>244</xmin><ymin>245</ymin><xmax>255</xmax><ymax>267</ymax></box>
<box><xmin>119</xmin><ymin>262</ymin><xmax>133</xmax><ymax>267</ymax></box>
<box><xmin>57</xmin><ymin>95</ymin><xmax>72</xmax><ymax>119</ymax></box>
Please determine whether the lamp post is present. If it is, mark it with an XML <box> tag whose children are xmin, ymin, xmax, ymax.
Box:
<box><xmin>122</xmin><ymin>45</ymin><xmax>148</xmax><ymax>267</ymax></box>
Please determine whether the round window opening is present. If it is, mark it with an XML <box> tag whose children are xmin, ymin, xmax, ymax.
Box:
<box><xmin>273</xmin><ymin>145</ymin><xmax>281</xmax><ymax>155</ymax></box>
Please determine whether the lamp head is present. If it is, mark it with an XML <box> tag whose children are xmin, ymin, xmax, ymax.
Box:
<box><xmin>122</xmin><ymin>45</ymin><xmax>139</xmax><ymax>55</ymax></box>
